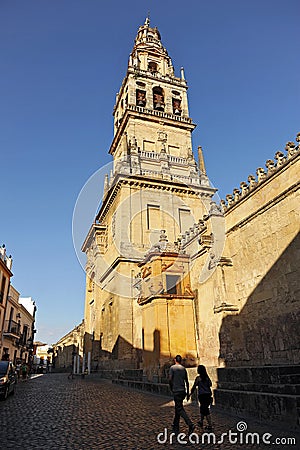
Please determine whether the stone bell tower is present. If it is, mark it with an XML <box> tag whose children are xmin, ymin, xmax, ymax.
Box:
<box><xmin>82</xmin><ymin>18</ymin><xmax>216</xmax><ymax>371</ymax></box>
<box><xmin>111</xmin><ymin>16</ymin><xmax>206</xmax><ymax>179</ymax></box>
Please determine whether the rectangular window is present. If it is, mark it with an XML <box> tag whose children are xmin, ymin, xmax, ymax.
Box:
<box><xmin>168</xmin><ymin>145</ymin><xmax>180</xmax><ymax>155</ymax></box>
<box><xmin>0</xmin><ymin>276</ymin><xmax>6</xmax><ymax>303</ymax></box>
<box><xmin>21</xmin><ymin>325</ymin><xmax>28</xmax><ymax>345</ymax></box>
<box><xmin>166</xmin><ymin>275</ymin><xmax>181</xmax><ymax>295</ymax></box>
<box><xmin>143</xmin><ymin>140</ymin><xmax>155</xmax><ymax>152</ymax></box>
<box><xmin>179</xmin><ymin>208</ymin><xmax>192</xmax><ymax>233</ymax></box>
<box><xmin>147</xmin><ymin>204</ymin><xmax>160</xmax><ymax>230</ymax></box>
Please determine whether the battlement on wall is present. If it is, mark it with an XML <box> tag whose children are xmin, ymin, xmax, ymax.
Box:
<box><xmin>221</xmin><ymin>133</ymin><xmax>300</xmax><ymax>211</ymax></box>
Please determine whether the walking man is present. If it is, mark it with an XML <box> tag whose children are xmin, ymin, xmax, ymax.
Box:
<box><xmin>169</xmin><ymin>355</ymin><xmax>195</xmax><ymax>436</ymax></box>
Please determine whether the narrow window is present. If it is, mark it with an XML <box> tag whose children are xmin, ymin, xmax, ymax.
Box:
<box><xmin>0</xmin><ymin>276</ymin><xmax>6</xmax><ymax>303</ymax></box>
<box><xmin>136</xmin><ymin>89</ymin><xmax>146</xmax><ymax>107</ymax></box>
<box><xmin>166</xmin><ymin>275</ymin><xmax>181</xmax><ymax>295</ymax></box>
<box><xmin>179</xmin><ymin>208</ymin><xmax>192</xmax><ymax>233</ymax></box>
<box><xmin>172</xmin><ymin>98</ymin><xmax>182</xmax><ymax>115</ymax></box>
<box><xmin>148</xmin><ymin>61</ymin><xmax>158</xmax><ymax>73</ymax></box>
<box><xmin>153</xmin><ymin>87</ymin><xmax>164</xmax><ymax>111</ymax></box>
<box><xmin>147</xmin><ymin>205</ymin><xmax>160</xmax><ymax>230</ymax></box>
<box><xmin>143</xmin><ymin>140</ymin><xmax>155</xmax><ymax>152</ymax></box>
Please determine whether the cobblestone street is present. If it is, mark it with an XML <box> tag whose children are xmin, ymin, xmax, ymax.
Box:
<box><xmin>0</xmin><ymin>374</ymin><xmax>298</xmax><ymax>449</ymax></box>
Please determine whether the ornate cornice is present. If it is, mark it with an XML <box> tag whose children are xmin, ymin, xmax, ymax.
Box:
<box><xmin>221</xmin><ymin>134</ymin><xmax>300</xmax><ymax>212</ymax></box>
<box><xmin>109</xmin><ymin>104</ymin><xmax>196</xmax><ymax>155</ymax></box>
<box><xmin>97</xmin><ymin>173</ymin><xmax>215</xmax><ymax>223</ymax></box>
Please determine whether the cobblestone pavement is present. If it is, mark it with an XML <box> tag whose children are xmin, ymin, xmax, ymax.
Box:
<box><xmin>0</xmin><ymin>373</ymin><xmax>298</xmax><ymax>450</ymax></box>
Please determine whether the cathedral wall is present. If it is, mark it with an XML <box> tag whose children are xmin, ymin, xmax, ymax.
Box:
<box><xmin>189</xmin><ymin>251</ymin><xmax>224</xmax><ymax>368</ymax></box>
<box><xmin>193</xmin><ymin>153</ymin><xmax>300</xmax><ymax>368</ymax></box>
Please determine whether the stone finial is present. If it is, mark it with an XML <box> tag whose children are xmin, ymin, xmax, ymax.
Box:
<box><xmin>285</xmin><ymin>141</ymin><xmax>297</xmax><ymax>159</ymax></box>
<box><xmin>233</xmin><ymin>188</ymin><xmax>240</xmax><ymax>202</ymax></box>
<box><xmin>296</xmin><ymin>132</ymin><xmax>300</xmax><ymax>143</ymax></box>
<box><xmin>6</xmin><ymin>255</ymin><xmax>13</xmax><ymax>270</ymax></box>
<box><xmin>220</xmin><ymin>199</ymin><xmax>227</xmax><ymax>212</ymax></box>
<box><xmin>256</xmin><ymin>167</ymin><xmax>266</xmax><ymax>183</ymax></box>
<box><xmin>159</xmin><ymin>230</ymin><xmax>168</xmax><ymax>242</ymax></box>
<box><xmin>226</xmin><ymin>194</ymin><xmax>234</xmax><ymax>206</ymax></box>
<box><xmin>248</xmin><ymin>174</ymin><xmax>257</xmax><ymax>189</ymax></box>
<box><xmin>0</xmin><ymin>244</ymin><xmax>6</xmax><ymax>259</ymax></box>
<box><xmin>275</xmin><ymin>151</ymin><xmax>286</xmax><ymax>167</ymax></box>
<box><xmin>104</xmin><ymin>174</ymin><xmax>109</xmax><ymax>194</ymax></box>
<box><xmin>109</xmin><ymin>169</ymin><xmax>114</xmax><ymax>187</ymax></box>
<box><xmin>209</xmin><ymin>201</ymin><xmax>223</xmax><ymax>216</ymax></box>
<box><xmin>197</xmin><ymin>146</ymin><xmax>207</xmax><ymax>175</ymax></box>
<box><xmin>193</xmin><ymin>223</ymin><xmax>200</xmax><ymax>234</ymax></box>
<box><xmin>198</xmin><ymin>218</ymin><xmax>205</xmax><ymax>228</ymax></box>
<box><xmin>265</xmin><ymin>159</ymin><xmax>276</xmax><ymax>174</ymax></box>
<box><xmin>240</xmin><ymin>181</ymin><xmax>249</xmax><ymax>196</ymax></box>
<box><xmin>180</xmin><ymin>67</ymin><xmax>185</xmax><ymax>80</ymax></box>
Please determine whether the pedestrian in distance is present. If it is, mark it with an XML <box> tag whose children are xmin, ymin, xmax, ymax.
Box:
<box><xmin>169</xmin><ymin>355</ymin><xmax>195</xmax><ymax>436</ymax></box>
<box><xmin>190</xmin><ymin>364</ymin><xmax>213</xmax><ymax>430</ymax></box>
<box><xmin>21</xmin><ymin>362</ymin><xmax>28</xmax><ymax>381</ymax></box>
<box><xmin>16</xmin><ymin>361</ymin><xmax>21</xmax><ymax>381</ymax></box>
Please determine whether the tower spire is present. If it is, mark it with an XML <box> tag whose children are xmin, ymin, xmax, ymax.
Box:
<box><xmin>145</xmin><ymin>11</ymin><xmax>150</xmax><ymax>26</ymax></box>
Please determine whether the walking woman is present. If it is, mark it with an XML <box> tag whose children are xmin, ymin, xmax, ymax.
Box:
<box><xmin>190</xmin><ymin>365</ymin><xmax>213</xmax><ymax>430</ymax></box>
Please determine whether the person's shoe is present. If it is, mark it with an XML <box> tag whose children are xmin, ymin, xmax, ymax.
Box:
<box><xmin>188</xmin><ymin>423</ymin><xmax>195</xmax><ymax>435</ymax></box>
<box><xmin>171</xmin><ymin>426</ymin><xmax>179</xmax><ymax>436</ymax></box>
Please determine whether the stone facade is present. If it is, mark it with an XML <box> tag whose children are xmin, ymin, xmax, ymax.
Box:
<box><xmin>53</xmin><ymin>320</ymin><xmax>84</xmax><ymax>369</ymax></box>
<box><xmin>81</xmin><ymin>17</ymin><xmax>300</xmax><ymax>402</ymax></box>
<box><xmin>1</xmin><ymin>286</ymin><xmax>36</xmax><ymax>366</ymax></box>
<box><xmin>182</xmin><ymin>134</ymin><xmax>300</xmax><ymax>371</ymax></box>
<box><xmin>0</xmin><ymin>244</ymin><xmax>13</xmax><ymax>356</ymax></box>
<box><xmin>82</xmin><ymin>18</ymin><xmax>215</xmax><ymax>374</ymax></box>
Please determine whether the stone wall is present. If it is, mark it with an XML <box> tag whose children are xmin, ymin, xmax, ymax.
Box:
<box><xmin>190</xmin><ymin>136</ymin><xmax>300</xmax><ymax>369</ymax></box>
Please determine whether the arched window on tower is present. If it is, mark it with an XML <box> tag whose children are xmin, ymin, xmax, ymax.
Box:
<box><xmin>148</xmin><ymin>61</ymin><xmax>158</xmax><ymax>73</ymax></box>
<box><xmin>172</xmin><ymin>98</ymin><xmax>182</xmax><ymax>115</ymax></box>
<box><xmin>136</xmin><ymin>89</ymin><xmax>146</xmax><ymax>107</ymax></box>
<box><xmin>153</xmin><ymin>87</ymin><xmax>164</xmax><ymax>111</ymax></box>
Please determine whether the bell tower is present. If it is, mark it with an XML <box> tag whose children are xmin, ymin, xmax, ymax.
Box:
<box><xmin>82</xmin><ymin>18</ymin><xmax>216</xmax><ymax>371</ymax></box>
<box><xmin>110</xmin><ymin>17</ymin><xmax>207</xmax><ymax>180</ymax></box>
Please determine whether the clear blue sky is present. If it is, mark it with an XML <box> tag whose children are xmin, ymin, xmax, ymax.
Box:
<box><xmin>1</xmin><ymin>1</ymin><xmax>299</xmax><ymax>344</ymax></box>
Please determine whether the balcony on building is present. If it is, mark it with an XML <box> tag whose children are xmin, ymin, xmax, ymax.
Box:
<box><xmin>3</xmin><ymin>320</ymin><xmax>21</xmax><ymax>339</ymax></box>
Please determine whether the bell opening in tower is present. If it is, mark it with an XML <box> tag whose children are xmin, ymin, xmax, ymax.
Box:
<box><xmin>148</xmin><ymin>61</ymin><xmax>158</xmax><ymax>73</ymax></box>
<box><xmin>172</xmin><ymin>98</ymin><xmax>182</xmax><ymax>116</ymax></box>
<box><xmin>136</xmin><ymin>89</ymin><xmax>146</xmax><ymax>107</ymax></box>
<box><xmin>153</xmin><ymin>87</ymin><xmax>164</xmax><ymax>111</ymax></box>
